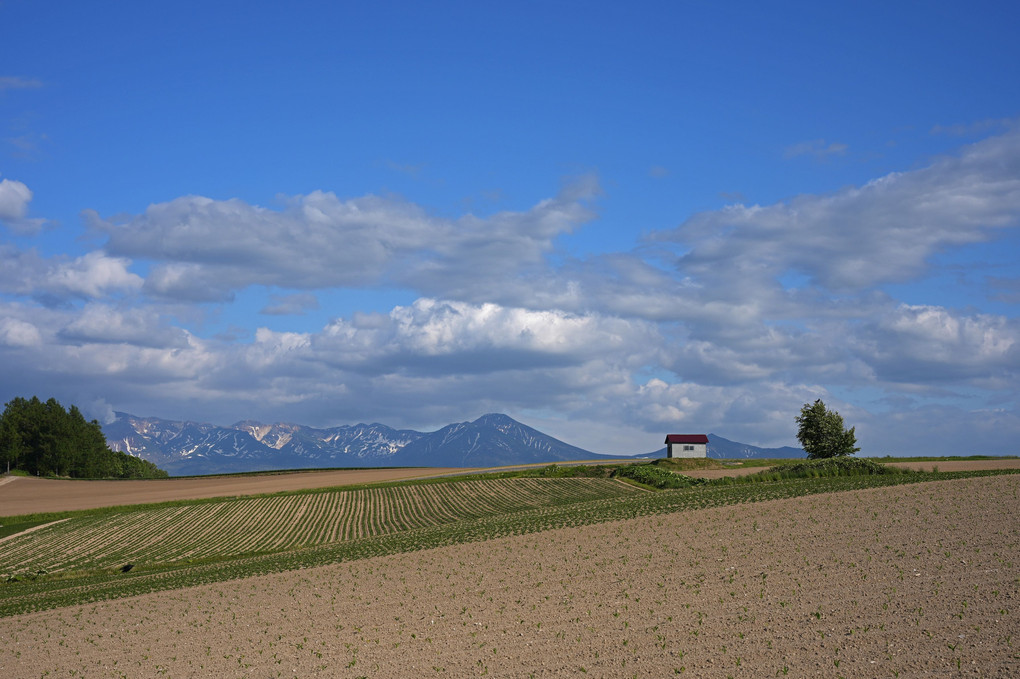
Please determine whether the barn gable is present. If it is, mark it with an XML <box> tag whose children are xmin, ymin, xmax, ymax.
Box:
<box><xmin>664</xmin><ymin>434</ymin><xmax>708</xmax><ymax>458</ymax></box>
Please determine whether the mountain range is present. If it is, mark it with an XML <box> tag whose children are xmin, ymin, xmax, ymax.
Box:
<box><xmin>103</xmin><ymin>412</ymin><xmax>804</xmax><ymax>476</ymax></box>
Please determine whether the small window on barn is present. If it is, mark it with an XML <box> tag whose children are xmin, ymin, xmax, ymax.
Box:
<box><xmin>683</xmin><ymin>445</ymin><xmax>694</xmax><ymax>451</ymax></box>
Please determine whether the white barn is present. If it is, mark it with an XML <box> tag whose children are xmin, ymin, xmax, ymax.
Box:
<box><xmin>664</xmin><ymin>434</ymin><xmax>708</xmax><ymax>458</ymax></box>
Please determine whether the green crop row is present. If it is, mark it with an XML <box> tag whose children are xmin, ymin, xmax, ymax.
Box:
<box><xmin>0</xmin><ymin>478</ymin><xmax>636</xmax><ymax>577</ymax></box>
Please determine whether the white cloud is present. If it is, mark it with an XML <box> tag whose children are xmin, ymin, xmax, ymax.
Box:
<box><xmin>93</xmin><ymin>176</ymin><xmax>599</xmax><ymax>303</ymax></box>
<box><xmin>605</xmin><ymin>378</ymin><xmax>823</xmax><ymax>448</ymax></box>
<box><xmin>0</xmin><ymin>178</ymin><xmax>46</xmax><ymax>235</ymax></box>
<box><xmin>142</xmin><ymin>262</ymin><xmax>235</xmax><ymax>302</ymax></box>
<box><xmin>852</xmin><ymin>304</ymin><xmax>1019</xmax><ymax>388</ymax></box>
<box><xmin>0</xmin><ymin>302</ymin><xmax>217</xmax><ymax>393</ymax></box>
<box><xmin>0</xmin><ymin>317</ymin><xmax>41</xmax><ymax>347</ymax></box>
<box><xmin>83</xmin><ymin>397</ymin><xmax>117</xmax><ymax>425</ymax></box>
<box><xmin>313</xmin><ymin>297</ymin><xmax>659</xmax><ymax>376</ymax></box>
<box><xmin>1</xmin><ymin>128</ymin><xmax>1018</xmax><ymax>456</ymax></box>
<box><xmin>0</xmin><ymin>178</ymin><xmax>31</xmax><ymax>219</ymax></box>
<box><xmin>58</xmin><ymin>304</ymin><xmax>192</xmax><ymax>349</ymax></box>
<box><xmin>48</xmin><ymin>251</ymin><xmax>144</xmax><ymax>299</ymax></box>
<box><xmin>0</xmin><ymin>247</ymin><xmax>143</xmax><ymax>301</ymax></box>
<box><xmin>657</xmin><ymin>127</ymin><xmax>1020</xmax><ymax>292</ymax></box>
<box><xmin>0</xmin><ymin>287</ymin><xmax>1016</xmax><ymax>454</ymax></box>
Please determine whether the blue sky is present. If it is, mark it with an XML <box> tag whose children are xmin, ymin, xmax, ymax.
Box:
<box><xmin>1</xmin><ymin>0</ymin><xmax>1018</xmax><ymax>455</ymax></box>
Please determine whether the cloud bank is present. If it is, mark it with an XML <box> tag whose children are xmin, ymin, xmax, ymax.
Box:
<box><xmin>1</xmin><ymin>130</ymin><xmax>1018</xmax><ymax>455</ymax></box>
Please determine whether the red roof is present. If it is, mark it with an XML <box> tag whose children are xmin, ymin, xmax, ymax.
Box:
<box><xmin>664</xmin><ymin>434</ymin><xmax>708</xmax><ymax>444</ymax></box>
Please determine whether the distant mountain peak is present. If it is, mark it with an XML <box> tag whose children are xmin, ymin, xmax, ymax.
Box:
<box><xmin>104</xmin><ymin>411</ymin><xmax>802</xmax><ymax>476</ymax></box>
<box><xmin>474</xmin><ymin>412</ymin><xmax>513</xmax><ymax>422</ymax></box>
<box><xmin>103</xmin><ymin>411</ymin><xmax>626</xmax><ymax>475</ymax></box>
<box><xmin>472</xmin><ymin>413</ymin><xmax>518</xmax><ymax>428</ymax></box>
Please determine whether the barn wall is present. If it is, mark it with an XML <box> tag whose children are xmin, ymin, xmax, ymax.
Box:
<box><xmin>667</xmin><ymin>443</ymin><xmax>707</xmax><ymax>458</ymax></box>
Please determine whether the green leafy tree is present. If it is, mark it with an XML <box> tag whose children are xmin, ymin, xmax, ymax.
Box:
<box><xmin>795</xmin><ymin>399</ymin><xmax>860</xmax><ymax>459</ymax></box>
<box><xmin>0</xmin><ymin>396</ymin><xmax>168</xmax><ymax>479</ymax></box>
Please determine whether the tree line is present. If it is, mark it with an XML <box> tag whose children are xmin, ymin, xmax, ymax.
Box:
<box><xmin>0</xmin><ymin>396</ymin><xmax>168</xmax><ymax>479</ymax></box>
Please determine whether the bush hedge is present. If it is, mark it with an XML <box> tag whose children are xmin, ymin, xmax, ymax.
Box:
<box><xmin>613</xmin><ymin>464</ymin><xmax>708</xmax><ymax>489</ymax></box>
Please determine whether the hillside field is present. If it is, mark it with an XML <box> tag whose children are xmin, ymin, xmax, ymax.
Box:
<box><xmin>4</xmin><ymin>458</ymin><xmax>1018</xmax><ymax>516</ymax></box>
<box><xmin>0</xmin><ymin>460</ymin><xmax>1018</xmax><ymax>676</ymax></box>
<box><xmin>0</xmin><ymin>478</ymin><xmax>640</xmax><ymax>578</ymax></box>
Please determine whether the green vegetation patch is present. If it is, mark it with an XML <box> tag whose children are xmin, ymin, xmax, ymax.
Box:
<box><xmin>767</xmin><ymin>456</ymin><xmax>905</xmax><ymax>478</ymax></box>
<box><xmin>526</xmin><ymin>464</ymin><xmax>614</xmax><ymax>478</ymax></box>
<box><xmin>0</xmin><ymin>519</ymin><xmax>53</xmax><ymax>540</ymax></box>
<box><xmin>613</xmin><ymin>463</ymin><xmax>708</xmax><ymax>489</ymax></box>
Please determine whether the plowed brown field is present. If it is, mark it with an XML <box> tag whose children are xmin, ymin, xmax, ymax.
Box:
<box><xmin>0</xmin><ymin>468</ymin><xmax>464</xmax><ymax>516</ymax></box>
<box><xmin>2</xmin><ymin>473</ymin><xmax>1018</xmax><ymax>677</ymax></box>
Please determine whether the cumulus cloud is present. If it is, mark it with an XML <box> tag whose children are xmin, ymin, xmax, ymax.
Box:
<box><xmin>47</xmin><ymin>298</ymin><xmax>661</xmax><ymax>437</ymax></box>
<box><xmin>91</xmin><ymin>176</ymin><xmax>599</xmax><ymax>303</ymax></box>
<box><xmin>0</xmin><ymin>247</ymin><xmax>143</xmax><ymax>302</ymax></box>
<box><xmin>0</xmin><ymin>301</ymin><xmax>216</xmax><ymax>396</ymax></box>
<box><xmin>0</xmin><ymin>178</ymin><xmax>46</xmax><ymax>235</ymax></box>
<box><xmin>0</xmin><ymin>178</ymin><xmax>31</xmax><ymax>219</ymax></box>
<box><xmin>852</xmin><ymin>304</ymin><xmax>1019</xmax><ymax>388</ymax></box>
<box><xmin>0</xmin><ymin>317</ymin><xmax>42</xmax><ymax>347</ymax></box>
<box><xmin>83</xmin><ymin>397</ymin><xmax>117</xmax><ymax>425</ymax></box>
<box><xmin>656</xmin><ymin>127</ymin><xmax>1020</xmax><ymax>292</ymax></box>
<box><xmin>1</xmin><ymin>288</ymin><xmax>1016</xmax><ymax>454</ymax></box>
<box><xmin>313</xmin><ymin>298</ymin><xmax>659</xmax><ymax>376</ymax></box>
<box><xmin>47</xmin><ymin>251</ymin><xmax>144</xmax><ymax>299</ymax></box>
<box><xmin>1</xmin><ymin>129</ymin><xmax>1018</xmax><ymax>455</ymax></box>
<box><xmin>584</xmin><ymin>377</ymin><xmax>827</xmax><ymax>449</ymax></box>
<box><xmin>58</xmin><ymin>304</ymin><xmax>192</xmax><ymax>349</ymax></box>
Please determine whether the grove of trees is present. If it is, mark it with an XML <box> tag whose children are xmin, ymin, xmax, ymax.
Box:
<box><xmin>795</xmin><ymin>399</ymin><xmax>860</xmax><ymax>459</ymax></box>
<box><xmin>0</xmin><ymin>396</ymin><xmax>168</xmax><ymax>479</ymax></box>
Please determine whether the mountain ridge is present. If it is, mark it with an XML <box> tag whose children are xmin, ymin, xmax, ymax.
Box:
<box><xmin>104</xmin><ymin>412</ymin><xmax>804</xmax><ymax>475</ymax></box>
<box><xmin>104</xmin><ymin>412</ymin><xmax>628</xmax><ymax>475</ymax></box>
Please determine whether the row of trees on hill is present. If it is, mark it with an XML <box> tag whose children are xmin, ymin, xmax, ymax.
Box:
<box><xmin>0</xmin><ymin>396</ymin><xmax>168</xmax><ymax>479</ymax></box>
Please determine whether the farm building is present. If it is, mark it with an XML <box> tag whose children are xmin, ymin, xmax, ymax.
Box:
<box><xmin>664</xmin><ymin>434</ymin><xmax>708</xmax><ymax>458</ymax></box>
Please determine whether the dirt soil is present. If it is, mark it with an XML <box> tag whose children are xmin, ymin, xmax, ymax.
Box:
<box><xmin>2</xmin><ymin>474</ymin><xmax>1018</xmax><ymax>677</ymax></box>
<box><xmin>682</xmin><ymin>458</ymin><xmax>1020</xmax><ymax>480</ymax></box>
<box><xmin>0</xmin><ymin>468</ymin><xmax>466</xmax><ymax>516</ymax></box>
